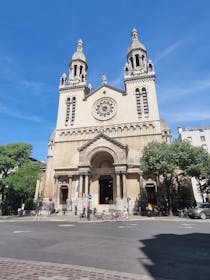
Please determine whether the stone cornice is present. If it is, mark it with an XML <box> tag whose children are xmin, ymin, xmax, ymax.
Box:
<box><xmin>57</xmin><ymin>120</ymin><xmax>158</xmax><ymax>137</ymax></box>
<box><xmin>124</xmin><ymin>73</ymin><xmax>155</xmax><ymax>83</ymax></box>
<box><xmin>59</xmin><ymin>83</ymin><xmax>87</xmax><ymax>92</ymax></box>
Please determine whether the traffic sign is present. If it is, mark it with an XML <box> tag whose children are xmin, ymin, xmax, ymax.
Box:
<box><xmin>88</xmin><ymin>194</ymin><xmax>93</xmax><ymax>201</ymax></box>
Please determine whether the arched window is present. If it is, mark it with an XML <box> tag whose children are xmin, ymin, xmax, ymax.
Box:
<box><xmin>125</xmin><ymin>67</ymin><xmax>128</xmax><ymax>75</ymax></box>
<box><xmin>148</xmin><ymin>63</ymin><xmax>153</xmax><ymax>72</ymax></box>
<box><xmin>79</xmin><ymin>65</ymin><xmax>83</xmax><ymax>75</ymax></box>
<box><xmin>74</xmin><ymin>65</ymin><xmax>77</xmax><ymax>76</ymax></box>
<box><xmin>135</xmin><ymin>54</ymin><xmax>140</xmax><ymax>67</ymax></box>
<box><xmin>142</xmin><ymin>55</ymin><xmax>145</xmax><ymax>66</ymax></box>
<box><xmin>71</xmin><ymin>97</ymin><xmax>76</xmax><ymax>124</ymax></box>
<box><xmin>142</xmin><ymin>87</ymin><xmax>149</xmax><ymax>116</ymax></box>
<box><xmin>135</xmin><ymin>88</ymin><xmax>142</xmax><ymax>117</ymax></box>
<box><xmin>65</xmin><ymin>97</ymin><xmax>71</xmax><ymax>126</ymax></box>
<box><xmin>130</xmin><ymin>57</ymin><xmax>134</xmax><ymax>68</ymax></box>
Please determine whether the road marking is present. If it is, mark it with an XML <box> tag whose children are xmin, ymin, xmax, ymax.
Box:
<box><xmin>13</xmin><ymin>230</ymin><xmax>32</xmax><ymax>234</ymax></box>
<box><xmin>39</xmin><ymin>276</ymin><xmax>68</xmax><ymax>280</ymax></box>
<box><xmin>0</xmin><ymin>220</ymin><xmax>17</xmax><ymax>223</ymax></box>
<box><xmin>183</xmin><ymin>226</ymin><xmax>193</xmax><ymax>229</ymax></box>
<box><xmin>128</xmin><ymin>223</ymin><xmax>137</xmax><ymax>226</ymax></box>
<box><xmin>58</xmin><ymin>224</ymin><xmax>75</xmax><ymax>227</ymax></box>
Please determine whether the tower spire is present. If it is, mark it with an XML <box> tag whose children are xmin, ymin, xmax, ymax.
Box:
<box><xmin>124</xmin><ymin>28</ymin><xmax>154</xmax><ymax>79</ymax></box>
<box><xmin>131</xmin><ymin>28</ymin><xmax>138</xmax><ymax>41</ymax></box>
<box><xmin>77</xmin><ymin>39</ymin><xmax>83</xmax><ymax>52</ymax></box>
<box><xmin>68</xmin><ymin>39</ymin><xmax>88</xmax><ymax>85</ymax></box>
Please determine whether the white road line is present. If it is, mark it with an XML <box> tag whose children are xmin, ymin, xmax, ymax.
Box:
<box><xmin>13</xmin><ymin>230</ymin><xmax>32</xmax><ymax>234</ymax></box>
<box><xmin>183</xmin><ymin>226</ymin><xmax>193</xmax><ymax>229</ymax></box>
<box><xmin>58</xmin><ymin>224</ymin><xmax>75</xmax><ymax>227</ymax></box>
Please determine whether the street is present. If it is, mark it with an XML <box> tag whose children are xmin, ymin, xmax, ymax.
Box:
<box><xmin>0</xmin><ymin>218</ymin><xmax>210</xmax><ymax>279</ymax></box>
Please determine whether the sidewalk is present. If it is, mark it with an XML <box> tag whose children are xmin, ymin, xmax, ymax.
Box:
<box><xmin>0</xmin><ymin>257</ymin><xmax>166</xmax><ymax>280</ymax></box>
<box><xmin>0</xmin><ymin>212</ymin><xmax>187</xmax><ymax>223</ymax></box>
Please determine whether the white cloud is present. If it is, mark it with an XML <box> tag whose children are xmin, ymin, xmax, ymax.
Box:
<box><xmin>0</xmin><ymin>102</ymin><xmax>41</xmax><ymax>123</ymax></box>
<box><xmin>163</xmin><ymin>111</ymin><xmax>210</xmax><ymax>123</ymax></box>
<box><xmin>158</xmin><ymin>78</ymin><xmax>210</xmax><ymax>103</ymax></box>
<box><xmin>0</xmin><ymin>51</ymin><xmax>51</xmax><ymax>95</ymax></box>
<box><xmin>154</xmin><ymin>39</ymin><xmax>188</xmax><ymax>64</ymax></box>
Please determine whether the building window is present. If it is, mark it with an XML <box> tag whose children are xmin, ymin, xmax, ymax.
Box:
<box><xmin>65</xmin><ymin>97</ymin><xmax>71</xmax><ymax>126</ymax></box>
<box><xmin>202</xmin><ymin>144</ymin><xmax>208</xmax><ymax>152</ymax></box>
<box><xmin>71</xmin><ymin>97</ymin><xmax>76</xmax><ymax>125</ymax></box>
<box><xmin>135</xmin><ymin>54</ymin><xmax>140</xmax><ymax>67</ymax></box>
<box><xmin>142</xmin><ymin>87</ymin><xmax>149</xmax><ymax>116</ymax></box>
<box><xmin>79</xmin><ymin>65</ymin><xmax>83</xmax><ymax>75</ymax></box>
<box><xmin>186</xmin><ymin>136</ymin><xmax>192</xmax><ymax>142</ymax></box>
<box><xmin>200</xmin><ymin>135</ymin><xmax>206</xmax><ymax>142</ymax></box>
<box><xmin>74</xmin><ymin>65</ymin><xmax>77</xmax><ymax>76</ymax></box>
<box><xmin>135</xmin><ymin>88</ymin><xmax>142</xmax><ymax>117</ymax></box>
<box><xmin>130</xmin><ymin>57</ymin><xmax>134</xmax><ymax>68</ymax></box>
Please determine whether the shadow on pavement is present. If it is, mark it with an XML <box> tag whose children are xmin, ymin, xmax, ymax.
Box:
<box><xmin>139</xmin><ymin>233</ymin><xmax>210</xmax><ymax>280</ymax></box>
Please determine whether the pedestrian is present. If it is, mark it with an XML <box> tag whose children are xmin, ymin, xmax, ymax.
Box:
<box><xmin>74</xmin><ymin>205</ymin><xmax>77</xmax><ymax>216</ymax></box>
<box><xmin>82</xmin><ymin>207</ymin><xmax>86</xmax><ymax>218</ymax></box>
<box><xmin>123</xmin><ymin>206</ymin><xmax>128</xmax><ymax>218</ymax></box>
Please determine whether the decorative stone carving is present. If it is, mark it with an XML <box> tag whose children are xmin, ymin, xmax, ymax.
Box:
<box><xmin>92</xmin><ymin>97</ymin><xmax>117</xmax><ymax>120</ymax></box>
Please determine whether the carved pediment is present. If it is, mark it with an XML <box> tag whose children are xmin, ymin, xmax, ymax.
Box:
<box><xmin>78</xmin><ymin>132</ymin><xmax>127</xmax><ymax>152</ymax></box>
<box><xmin>84</xmin><ymin>84</ymin><xmax>125</xmax><ymax>100</ymax></box>
<box><xmin>78</xmin><ymin>133</ymin><xmax>128</xmax><ymax>166</ymax></box>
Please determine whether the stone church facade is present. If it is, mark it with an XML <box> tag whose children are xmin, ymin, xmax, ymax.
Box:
<box><xmin>36</xmin><ymin>28</ymin><xmax>171</xmax><ymax>212</ymax></box>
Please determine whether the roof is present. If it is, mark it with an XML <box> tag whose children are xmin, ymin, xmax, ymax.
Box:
<box><xmin>84</xmin><ymin>84</ymin><xmax>125</xmax><ymax>100</ymax></box>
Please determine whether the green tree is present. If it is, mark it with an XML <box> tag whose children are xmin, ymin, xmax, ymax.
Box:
<box><xmin>0</xmin><ymin>143</ymin><xmax>32</xmax><ymax>179</ymax></box>
<box><xmin>140</xmin><ymin>141</ymin><xmax>178</xmax><ymax>214</ymax></box>
<box><xmin>177</xmin><ymin>142</ymin><xmax>210</xmax><ymax>202</ymax></box>
<box><xmin>3</xmin><ymin>160</ymin><xmax>41</xmax><ymax>210</ymax></box>
<box><xmin>140</xmin><ymin>141</ymin><xmax>210</xmax><ymax>214</ymax></box>
<box><xmin>0</xmin><ymin>142</ymin><xmax>33</xmax><ymax>214</ymax></box>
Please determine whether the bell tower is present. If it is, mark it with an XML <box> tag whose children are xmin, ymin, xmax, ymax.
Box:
<box><xmin>124</xmin><ymin>28</ymin><xmax>159</xmax><ymax>122</ymax></box>
<box><xmin>68</xmin><ymin>39</ymin><xmax>88</xmax><ymax>85</ymax></box>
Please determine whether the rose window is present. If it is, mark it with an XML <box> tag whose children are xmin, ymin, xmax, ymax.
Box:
<box><xmin>92</xmin><ymin>97</ymin><xmax>117</xmax><ymax>120</ymax></box>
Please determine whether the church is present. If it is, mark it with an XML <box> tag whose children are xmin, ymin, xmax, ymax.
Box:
<box><xmin>36</xmin><ymin>28</ymin><xmax>171</xmax><ymax>213</ymax></box>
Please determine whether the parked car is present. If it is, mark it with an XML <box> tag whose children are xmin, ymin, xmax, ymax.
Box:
<box><xmin>188</xmin><ymin>203</ymin><xmax>210</xmax><ymax>219</ymax></box>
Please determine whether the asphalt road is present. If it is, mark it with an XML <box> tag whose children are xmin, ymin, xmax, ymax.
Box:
<box><xmin>0</xmin><ymin>218</ymin><xmax>210</xmax><ymax>280</ymax></box>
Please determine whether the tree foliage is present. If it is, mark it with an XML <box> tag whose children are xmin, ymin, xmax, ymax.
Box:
<box><xmin>140</xmin><ymin>141</ymin><xmax>210</xmax><ymax>212</ymax></box>
<box><xmin>0</xmin><ymin>143</ymin><xmax>40</xmax><ymax>214</ymax></box>
<box><xmin>4</xmin><ymin>160</ymin><xmax>41</xmax><ymax>207</ymax></box>
<box><xmin>0</xmin><ymin>143</ymin><xmax>32</xmax><ymax>179</ymax></box>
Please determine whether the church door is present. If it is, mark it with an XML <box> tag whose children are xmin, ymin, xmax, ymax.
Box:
<box><xmin>146</xmin><ymin>184</ymin><xmax>157</xmax><ymax>205</ymax></box>
<box><xmin>99</xmin><ymin>176</ymin><xmax>113</xmax><ymax>204</ymax></box>
<box><xmin>60</xmin><ymin>186</ymin><xmax>68</xmax><ymax>205</ymax></box>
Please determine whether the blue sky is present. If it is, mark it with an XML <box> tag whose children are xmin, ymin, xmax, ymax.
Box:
<box><xmin>0</xmin><ymin>0</ymin><xmax>210</xmax><ymax>160</ymax></box>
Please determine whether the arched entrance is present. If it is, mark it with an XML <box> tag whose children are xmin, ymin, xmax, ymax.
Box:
<box><xmin>145</xmin><ymin>183</ymin><xmax>157</xmax><ymax>205</ymax></box>
<box><xmin>99</xmin><ymin>175</ymin><xmax>113</xmax><ymax>204</ymax></box>
<box><xmin>60</xmin><ymin>185</ymin><xmax>68</xmax><ymax>205</ymax></box>
<box><xmin>90</xmin><ymin>151</ymin><xmax>114</xmax><ymax>205</ymax></box>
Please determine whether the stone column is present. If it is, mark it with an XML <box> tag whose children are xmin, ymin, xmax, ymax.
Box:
<box><xmin>79</xmin><ymin>175</ymin><xmax>83</xmax><ymax>198</ymax></box>
<box><xmin>56</xmin><ymin>180</ymin><xmax>60</xmax><ymax>207</ymax></box>
<box><xmin>85</xmin><ymin>175</ymin><xmax>89</xmax><ymax>196</ymax></box>
<box><xmin>116</xmin><ymin>173</ymin><xmax>121</xmax><ymax>198</ymax></box>
<box><xmin>53</xmin><ymin>176</ymin><xmax>59</xmax><ymax>207</ymax></box>
<box><xmin>122</xmin><ymin>173</ymin><xmax>127</xmax><ymax>198</ymax></box>
<box><xmin>68</xmin><ymin>176</ymin><xmax>72</xmax><ymax>200</ymax></box>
